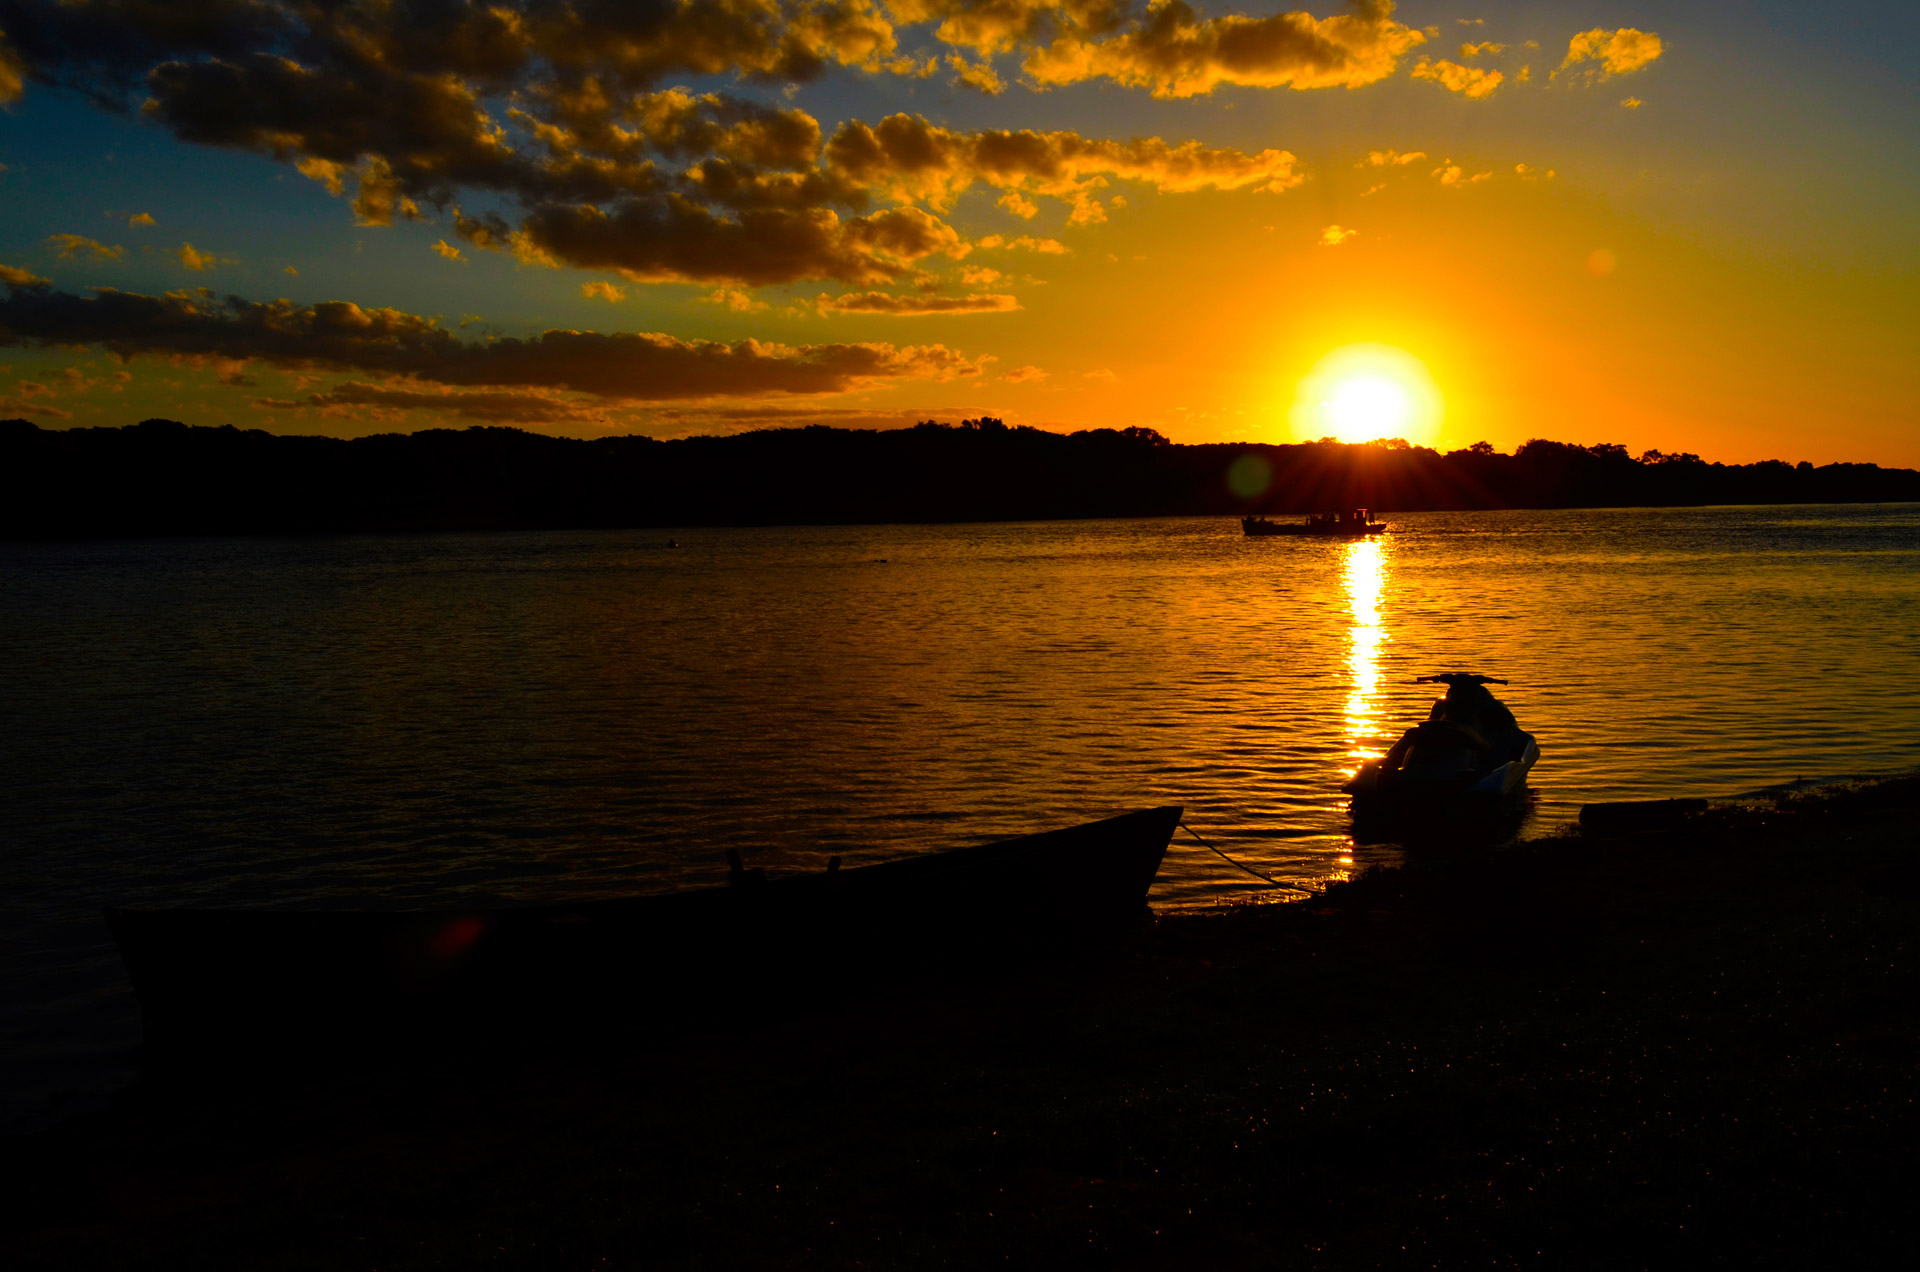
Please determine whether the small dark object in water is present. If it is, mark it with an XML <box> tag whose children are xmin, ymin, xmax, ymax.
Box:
<box><xmin>1242</xmin><ymin>508</ymin><xmax>1387</xmax><ymax>538</ymax></box>
<box><xmin>1579</xmin><ymin>798</ymin><xmax>1710</xmax><ymax>833</ymax></box>
<box><xmin>726</xmin><ymin>848</ymin><xmax>767</xmax><ymax>889</ymax></box>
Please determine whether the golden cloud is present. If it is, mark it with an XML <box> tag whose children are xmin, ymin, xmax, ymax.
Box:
<box><xmin>702</xmin><ymin>288</ymin><xmax>769</xmax><ymax>312</ymax></box>
<box><xmin>1365</xmin><ymin>149</ymin><xmax>1427</xmax><ymax>166</ymax></box>
<box><xmin>827</xmin><ymin>113</ymin><xmax>1301</xmax><ymax>219</ymax></box>
<box><xmin>977</xmin><ymin>234</ymin><xmax>1069</xmax><ymax>253</ymax></box>
<box><xmin>580</xmin><ymin>280</ymin><xmax>625</xmax><ymax>302</ymax></box>
<box><xmin>946</xmin><ymin>53</ymin><xmax>1004</xmax><ymax>94</ymax></box>
<box><xmin>0</xmin><ymin>35</ymin><xmax>21</xmax><ymax>104</ymax></box>
<box><xmin>177</xmin><ymin>242</ymin><xmax>220</xmax><ymax>271</ymax></box>
<box><xmin>1432</xmin><ymin>161</ymin><xmax>1491</xmax><ymax>186</ymax></box>
<box><xmin>1558</xmin><ymin>28</ymin><xmax>1663</xmax><ymax>80</ymax></box>
<box><xmin>46</xmin><ymin>233</ymin><xmax>124</xmax><ymax>261</ymax></box>
<box><xmin>997</xmin><ymin>190</ymin><xmax>1040</xmax><ymax>218</ymax></box>
<box><xmin>2</xmin><ymin>262</ymin><xmax>51</xmax><ymax>288</ymax></box>
<box><xmin>1411</xmin><ymin>57</ymin><xmax>1502</xmax><ymax>98</ymax></box>
<box><xmin>818</xmin><ymin>291</ymin><xmax>1020</xmax><ymax>315</ymax></box>
<box><xmin>1020</xmin><ymin>0</ymin><xmax>1425</xmax><ymax>98</ymax></box>
<box><xmin>425</xmin><ymin>108</ymin><xmax>1290</xmax><ymax>288</ymax></box>
<box><xmin>0</xmin><ymin>386</ymin><xmax>73</xmax><ymax>419</ymax></box>
<box><xmin>128</xmin><ymin>212</ymin><xmax>156</xmax><ymax>227</ymax></box>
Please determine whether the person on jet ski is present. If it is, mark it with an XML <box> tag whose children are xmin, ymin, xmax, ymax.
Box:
<box><xmin>1374</xmin><ymin>676</ymin><xmax>1517</xmax><ymax>781</ymax></box>
<box><xmin>1345</xmin><ymin>674</ymin><xmax>1539</xmax><ymax>808</ymax></box>
<box><xmin>1418</xmin><ymin>674</ymin><xmax>1518</xmax><ymax>741</ymax></box>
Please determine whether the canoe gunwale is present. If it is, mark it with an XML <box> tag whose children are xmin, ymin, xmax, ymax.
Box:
<box><xmin>105</xmin><ymin>805</ymin><xmax>1184</xmax><ymax>1047</ymax></box>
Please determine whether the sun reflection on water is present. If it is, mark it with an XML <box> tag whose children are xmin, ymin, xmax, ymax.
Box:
<box><xmin>1342</xmin><ymin>536</ymin><xmax>1391</xmax><ymax>770</ymax></box>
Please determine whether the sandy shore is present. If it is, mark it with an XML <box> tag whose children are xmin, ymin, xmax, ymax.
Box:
<box><xmin>7</xmin><ymin>777</ymin><xmax>1918</xmax><ymax>1269</ymax></box>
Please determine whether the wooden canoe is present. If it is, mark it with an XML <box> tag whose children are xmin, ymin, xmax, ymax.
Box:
<box><xmin>106</xmin><ymin>805</ymin><xmax>1181</xmax><ymax>1051</ymax></box>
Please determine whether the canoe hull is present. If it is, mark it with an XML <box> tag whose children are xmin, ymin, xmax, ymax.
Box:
<box><xmin>107</xmin><ymin>806</ymin><xmax>1181</xmax><ymax>1050</ymax></box>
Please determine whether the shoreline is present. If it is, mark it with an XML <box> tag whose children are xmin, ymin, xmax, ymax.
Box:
<box><xmin>7</xmin><ymin>418</ymin><xmax>1920</xmax><ymax>543</ymax></box>
<box><xmin>7</xmin><ymin>774</ymin><xmax>1917</xmax><ymax>1267</ymax></box>
<box><xmin>3</xmin><ymin>762</ymin><xmax>1909</xmax><ymax>1135</ymax></box>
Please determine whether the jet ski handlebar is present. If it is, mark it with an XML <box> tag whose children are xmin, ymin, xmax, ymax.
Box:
<box><xmin>1413</xmin><ymin>674</ymin><xmax>1509</xmax><ymax>686</ymax></box>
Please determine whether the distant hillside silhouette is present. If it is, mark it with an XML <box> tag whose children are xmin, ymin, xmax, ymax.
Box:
<box><xmin>3</xmin><ymin>417</ymin><xmax>1917</xmax><ymax>540</ymax></box>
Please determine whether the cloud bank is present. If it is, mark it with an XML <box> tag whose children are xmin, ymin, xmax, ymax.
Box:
<box><xmin>0</xmin><ymin>277</ymin><xmax>990</xmax><ymax>400</ymax></box>
<box><xmin>0</xmin><ymin>1</ymin><xmax>1339</xmax><ymax>294</ymax></box>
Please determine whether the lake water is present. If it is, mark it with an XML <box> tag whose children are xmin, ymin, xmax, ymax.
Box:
<box><xmin>4</xmin><ymin>504</ymin><xmax>1919</xmax><ymax>1125</ymax></box>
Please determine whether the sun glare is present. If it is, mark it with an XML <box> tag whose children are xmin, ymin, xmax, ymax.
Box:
<box><xmin>1326</xmin><ymin>376</ymin><xmax>1413</xmax><ymax>440</ymax></box>
<box><xmin>1290</xmin><ymin>344</ymin><xmax>1444</xmax><ymax>445</ymax></box>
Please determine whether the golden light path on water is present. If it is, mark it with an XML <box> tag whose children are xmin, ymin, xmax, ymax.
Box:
<box><xmin>1332</xmin><ymin>534</ymin><xmax>1392</xmax><ymax>881</ymax></box>
<box><xmin>1342</xmin><ymin>535</ymin><xmax>1390</xmax><ymax>770</ymax></box>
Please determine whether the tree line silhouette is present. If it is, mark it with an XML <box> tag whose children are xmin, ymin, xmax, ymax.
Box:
<box><xmin>4</xmin><ymin>416</ymin><xmax>1916</xmax><ymax>540</ymax></box>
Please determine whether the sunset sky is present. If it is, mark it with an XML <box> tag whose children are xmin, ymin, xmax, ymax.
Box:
<box><xmin>2</xmin><ymin>2</ymin><xmax>1915</xmax><ymax>464</ymax></box>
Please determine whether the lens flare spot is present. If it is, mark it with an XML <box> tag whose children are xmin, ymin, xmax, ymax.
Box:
<box><xmin>1227</xmin><ymin>453</ymin><xmax>1273</xmax><ymax>496</ymax></box>
<box><xmin>430</xmin><ymin>916</ymin><xmax>487</xmax><ymax>960</ymax></box>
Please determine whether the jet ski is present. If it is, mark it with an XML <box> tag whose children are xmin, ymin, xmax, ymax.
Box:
<box><xmin>1343</xmin><ymin>674</ymin><xmax>1540</xmax><ymax>819</ymax></box>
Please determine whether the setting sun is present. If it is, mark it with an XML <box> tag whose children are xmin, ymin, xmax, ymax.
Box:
<box><xmin>1291</xmin><ymin>345</ymin><xmax>1444</xmax><ymax>446</ymax></box>
<box><xmin>1326</xmin><ymin>376</ymin><xmax>1413</xmax><ymax>442</ymax></box>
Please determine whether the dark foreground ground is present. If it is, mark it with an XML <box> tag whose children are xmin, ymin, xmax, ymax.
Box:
<box><xmin>7</xmin><ymin>779</ymin><xmax>1918</xmax><ymax>1269</ymax></box>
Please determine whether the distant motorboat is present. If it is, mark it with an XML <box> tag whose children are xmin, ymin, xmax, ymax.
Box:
<box><xmin>1243</xmin><ymin>508</ymin><xmax>1388</xmax><ymax>537</ymax></box>
<box><xmin>105</xmin><ymin>806</ymin><xmax>1182</xmax><ymax>1053</ymax></box>
<box><xmin>1343</xmin><ymin>674</ymin><xmax>1539</xmax><ymax>822</ymax></box>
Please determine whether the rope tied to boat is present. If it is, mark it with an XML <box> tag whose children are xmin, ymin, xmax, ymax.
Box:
<box><xmin>1177</xmin><ymin>822</ymin><xmax>1315</xmax><ymax>893</ymax></box>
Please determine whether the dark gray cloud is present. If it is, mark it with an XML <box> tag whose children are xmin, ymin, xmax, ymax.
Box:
<box><xmin>463</xmin><ymin>198</ymin><xmax>967</xmax><ymax>287</ymax></box>
<box><xmin>640</xmin><ymin>400</ymin><xmax>1019</xmax><ymax>435</ymax></box>
<box><xmin>0</xmin><ymin>279</ymin><xmax>991</xmax><ymax>398</ymax></box>
<box><xmin>254</xmin><ymin>381</ymin><xmax>607</xmax><ymax>424</ymax></box>
<box><xmin>0</xmin><ymin>0</ymin><xmax>289</xmax><ymax>105</ymax></box>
